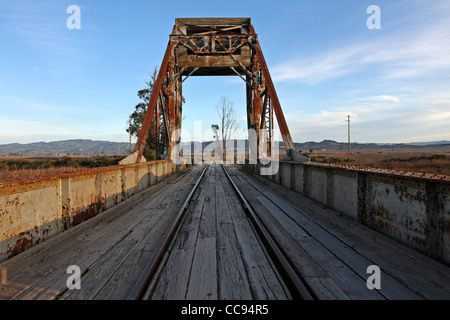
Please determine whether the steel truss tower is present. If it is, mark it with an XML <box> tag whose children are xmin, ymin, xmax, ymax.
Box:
<box><xmin>126</xmin><ymin>18</ymin><xmax>308</xmax><ymax>164</ymax></box>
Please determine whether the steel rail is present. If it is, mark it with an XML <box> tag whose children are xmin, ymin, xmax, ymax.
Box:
<box><xmin>126</xmin><ymin>164</ymin><xmax>209</xmax><ymax>300</ymax></box>
<box><xmin>220</xmin><ymin>164</ymin><xmax>315</xmax><ymax>300</ymax></box>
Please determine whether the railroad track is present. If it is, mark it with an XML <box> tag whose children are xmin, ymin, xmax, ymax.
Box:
<box><xmin>126</xmin><ymin>163</ymin><xmax>315</xmax><ymax>300</ymax></box>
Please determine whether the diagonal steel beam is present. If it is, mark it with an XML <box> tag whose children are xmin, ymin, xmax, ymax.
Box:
<box><xmin>171</xmin><ymin>54</ymin><xmax>198</xmax><ymax>83</ymax></box>
<box><xmin>134</xmin><ymin>38</ymin><xmax>176</xmax><ymax>163</ymax></box>
<box><xmin>248</xmin><ymin>26</ymin><xmax>307</xmax><ymax>161</ymax></box>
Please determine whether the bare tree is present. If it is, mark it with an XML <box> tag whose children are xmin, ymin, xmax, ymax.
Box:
<box><xmin>216</xmin><ymin>96</ymin><xmax>239</xmax><ymax>159</ymax></box>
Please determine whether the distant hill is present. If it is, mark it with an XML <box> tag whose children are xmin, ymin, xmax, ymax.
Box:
<box><xmin>0</xmin><ymin>139</ymin><xmax>133</xmax><ymax>156</ymax></box>
<box><xmin>293</xmin><ymin>140</ymin><xmax>450</xmax><ymax>152</ymax></box>
<box><xmin>175</xmin><ymin>139</ymin><xmax>450</xmax><ymax>153</ymax></box>
<box><xmin>0</xmin><ymin>139</ymin><xmax>449</xmax><ymax>157</ymax></box>
<box><xmin>402</xmin><ymin>140</ymin><xmax>450</xmax><ymax>146</ymax></box>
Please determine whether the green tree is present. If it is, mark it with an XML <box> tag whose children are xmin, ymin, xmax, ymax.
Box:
<box><xmin>127</xmin><ymin>67</ymin><xmax>158</xmax><ymax>160</ymax></box>
<box><xmin>55</xmin><ymin>156</ymin><xmax>79</xmax><ymax>168</ymax></box>
<box><xmin>127</xmin><ymin>67</ymin><xmax>186</xmax><ymax>160</ymax></box>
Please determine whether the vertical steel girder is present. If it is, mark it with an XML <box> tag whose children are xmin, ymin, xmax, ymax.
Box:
<box><xmin>248</xmin><ymin>25</ymin><xmax>307</xmax><ymax>161</ymax></box>
<box><xmin>132</xmin><ymin>19</ymin><xmax>307</xmax><ymax>164</ymax></box>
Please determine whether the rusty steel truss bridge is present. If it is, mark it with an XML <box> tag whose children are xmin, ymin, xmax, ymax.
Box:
<box><xmin>1</xmin><ymin>19</ymin><xmax>450</xmax><ymax>303</ymax></box>
<box><xmin>122</xmin><ymin>18</ymin><xmax>309</xmax><ymax>164</ymax></box>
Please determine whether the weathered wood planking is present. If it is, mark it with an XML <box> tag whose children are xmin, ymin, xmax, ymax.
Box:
<box><xmin>228</xmin><ymin>167</ymin><xmax>349</xmax><ymax>300</ymax></box>
<box><xmin>231</xmin><ymin>167</ymin><xmax>386</xmax><ymax>299</ymax></box>
<box><xmin>184</xmin><ymin>166</ymin><xmax>218</xmax><ymax>300</ymax></box>
<box><xmin>0</xmin><ymin>170</ymin><xmax>183</xmax><ymax>283</ymax></box>
<box><xmin>219</xmin><ymin>167</ymin><xmax>291</xmax><ymax>299</ymax></box>
<box><xmin>0</xmin><ymin>167</ymin><xmax>202</xmax><ymax>300</ymax></box>
<box><xmin>214</xmin><ymin>167</ymin><xmax>253</xmax><ymax>299</ymax></box>
<box><xmin>21</xmin><ymin>167</ymin><xmax>203</xmax><ymax>300</ymax></box>
<box><xmin>236</xmin><ymin>166</ymin><xmax>450</xmax><ymax>300</ymax></box>
<box><xmin>149</xmin><ymin>177</ymin><xmax>208</xmax><ymax>298</ymax></box>
<box><xmin>238</xmin><ymin>170</ymin><xmax>421</xmax><ymax>300</ymax></box>
<box><xmin>91</xmin><ymin>167</ymin><xmax>205</xmax><ymax>300</ymax></box>
<box><xmin>151</xmin><ymin>165</ymin><xmax>290</xmax><ymax>300</ymax></box>
<box><xmin>177</xmin><ymin>47</ymin><xmax>251</xmax><ymax>69</ymax></box>
<box><xmin>5</xmin><ymin>162</ymin><xmax>445</xmax><ymax>300</ymax></box>
<box><xmin>175</xmin><ymin>18</ymin><xmax>251</xmax><ymax>27</ymax></box>
<box><xmin>1</xmin><ymin>183</ymin><xmax>168</xmax><ymax>300</ymax></box>
<box><xmin>61</xmin><ymin>187</ymin><xmax>186</xmax><ymax>301</ymax></box>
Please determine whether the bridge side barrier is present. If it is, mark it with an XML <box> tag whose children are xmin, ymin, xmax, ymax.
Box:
<box><xmin>0</xmin><ymin>160</ymin><xmax>187</xmax><ymax>263</ymax></box>
<box><xmin>243</xmin><ymin>161</ymin><xmax>450</xmax><ymax>265</ymax></box>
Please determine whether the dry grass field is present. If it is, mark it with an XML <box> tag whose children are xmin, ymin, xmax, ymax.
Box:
<box><xmin>0</xmin><ymin>167</ymin><xmax>79</xmax><ymax>183</ymax></box>
<box><xmin>1</xmin><ymin>150</ymin><xmax>449</xmax><ymax>184</ymax></box>
<box><xmin>308</xmin><ymin>150</ymin><xmax>450</xmax><ymax>176</ymax></box>
<box><xmin>0</xmin><ymin>155</ymin><xmax>124</xmax><ymax>184</ymax></box>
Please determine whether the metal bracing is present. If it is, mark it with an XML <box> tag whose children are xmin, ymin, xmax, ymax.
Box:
<box><xmin>155</xmin><ymin>93</ymin><xmax>169</xmax><ymax>159</ymax></box>
<box><xmin>129</xmin><ymin>18</ymin><xmax>309</xmax><ymax>164</ymax></box>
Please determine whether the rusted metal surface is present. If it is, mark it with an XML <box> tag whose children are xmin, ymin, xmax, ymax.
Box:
<box><xmin>127</xmin><ymin>163</ymin><xmax>315</xmax><ymax>300</ymax></box>
<box><xmin>127</xmin><ymin>164</ymin><xmax>209</xmax><ymax>300</ymax></box>
<box><xmin>308</xmin><ymin>161</ymin><xmax>450</xmax><ymax>182</ymax></box>
<box><xmin>0</xmin><ymin>181</ymin><xmax>61</xmax><ymax>261</ymax></box>
<box><xmin>0</xmin><ymin>160</ymin><xmax>178</xmax><ymax>262</ymax></box>
<box><xmin>5</xmin><ymin>226</ymin><xmax>51</xmax><ymax>258</ymax></box>
<box><xmin>134</xmin><ymin>33</ymin><xmax>176</xmax><ymax>163</ymax></box>
<box><xmin>248</xmin><ymin>26</ymin><xmax>290</xmax><ymax>148</ymax></box>
<box><xmin>0</xmin><ymin>159</ymin><xmax>176</xmax><ymax>189</ymax></box>
<box><xmin>132</xmin><ymin>18</ymin><xmax>306</xmax><ymax>164</ymax></box>
<box><xmin>221</xmin><ymin>164</ymin><xmax>315</xmax><ymax>300</ymax></box>
<box><xmin>246</xmin><ymin>160</ymin><xmax>450</xmax><ymax>265</ymax></box>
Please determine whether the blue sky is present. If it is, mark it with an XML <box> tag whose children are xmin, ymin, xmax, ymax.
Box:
<box><xmin>0</xmin><ymin>0</ymin><xmax>449</xmax><ymax>145</ymax></box>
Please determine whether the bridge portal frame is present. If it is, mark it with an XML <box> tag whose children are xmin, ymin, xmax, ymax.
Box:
<box><xmin>128</xmin><ymin>18</ymin><xmax>308</xmax><ymax>164</ymax></box>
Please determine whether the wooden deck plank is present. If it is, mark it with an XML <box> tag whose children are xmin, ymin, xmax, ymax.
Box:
<box><xmin>15</xmin><ymin>167</ymin><xmax>204</xmax><ymax>300</ymax></box>
<box><xmin>237</xmin><ymin>166</ymin><xmax>450</xmax><ymax>299</ymax></box>
<box><xmin>92</xmin><ymin>167</ymin><xmax>205</xmax><ymax>300</ymax></box>
<box><xmin>185</xmin><ymin>166</ymin><xmax>218</xmax><ymax>300</ymax></box>
<box><xmin>152</xmin><ymin>165</ymin><xmax>291</xmax><ymax>300</ymax></box>
<box><xmin>61</xmin><ymin>196</ymin><xmax>180</xmax><ymax>300</ymax></box>
<box><xmin>0</xmin><ymin>169</ymin><xmax>186</xmax><ymax>277</ymax></box>
<box><xmin>150</xmin><ymin>168</ymin><xmax>211</xmax><ymax>299</ymax></box>
<box><xmin>0</xmin><ymin>167</ymin><xmax>201</xmax><ymax>300</ymax></box>
<box><xmin>228</xmin><ymin>167</ymin><xmax>349</xmax><ymax>300</ymax></box>
<box><xmin>214</xmin><ymin>167</ymin><xmax>253</xmax><ymax>300</ymax></box>
<box><xmin>233</xmin><ymin>168</ymin><xmax>413</xmax><ymax>300</ymax></box>
<box><xmin>220</xmin><ymin>167</ymin><xmax>291</xmax><ymax>300</ymax></box>
<box><xmin>59</xmin><ymin>239</ymin><xmax>138</xmax><ymax>300</ymax></box>
<box><xmin>246</xmin><ymin>179</ymin><xmax>421</xmax><ymax>300</ymax></box>
<box><xmin>2</xmin><ymin>212</ymin><xmax>138</xmax><ymax>299</ymax></box>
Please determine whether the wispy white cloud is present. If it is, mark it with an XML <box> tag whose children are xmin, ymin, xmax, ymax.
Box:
<box><xmin>272</xmin><ymin>1</ymin><xmax>450</xmax><ymax>143</ymax></box>
<box><xmin>272</xmin><ymin>43</ymin><xmax>370</xmax><ymax>84</ymax></box>
<box><xmin>283</xmin><ymin>89</ymin><xmax>450</xmax><ymax>143</ymax></box>
<box><xmin>360</xmin><ymin>95</ymin><xmax>399</xmax><ymax>103</ymax></box>
<box><xmin>271</xmin><ymin>1</ymin><xmax>450</xmax><ymax>84</ymax></box>
<box><xmin>0</xmin><ymin>0</ymin><xmax>87</xmax><ymax>74</ymax></box>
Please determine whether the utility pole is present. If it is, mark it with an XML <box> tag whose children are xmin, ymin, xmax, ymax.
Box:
<box><xmin>211</xmin><ymin>124</ymin><xmax>220</xmax><ymax>158</ymax></box>
<box><xmin>128</xmin><ymin>117</ymin><xmax>132</xmax><ymax>154</ymax></box>
<box><xmin>346</xmin><ymin>115</ymin><xmax>351</xmax><ymax>160</ymax></box>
